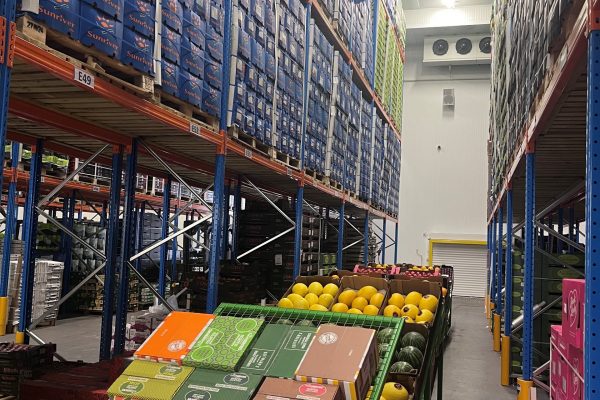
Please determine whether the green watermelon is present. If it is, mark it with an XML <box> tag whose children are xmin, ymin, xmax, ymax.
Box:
<box><xmin>390</xmin><ymin>361</ymin><xmax>414</xmax><ymax>373</ymax></box>
<box><xmin>401</xmin><ymin>331</ymin><xmax>426</xmax><ymax>352</ymax></box>
<box><xmin>378</xmin><ymin>343</ymin><xmax>391</xmax><ymax>357</ymax></box>
<box><xmin>276</xmin><ymin>319</ymin><xmax>294</xmax><ymax>325</ymax></box>
<box><xmin>296</xmin><ymin>320</ymin><xmax>315</xmax><ymax>327</ymax></box>
<box><xmin>377</xmin><ymin>327</ymin><xmax>395</xmax><ymax>344</ymax></box>
<box><xmin>395</xmin><ymin>346</ymin><xmax>423</xmax><ymax>368</ymax></box>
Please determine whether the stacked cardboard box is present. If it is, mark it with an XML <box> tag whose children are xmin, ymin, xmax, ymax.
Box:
<box><xmin>358</xmin><ymin>99</ymin><xmax>374</xmax><ymax>202</ymax></box>
<box><xmin>0</xmin><ymin>343</ymin><xmax>56</xmax><ymax>397</ymax></box>
<box><xmin>306</xmin><ymin>20</ymin><xmax>334</xmax><ymax>175</ymax></box>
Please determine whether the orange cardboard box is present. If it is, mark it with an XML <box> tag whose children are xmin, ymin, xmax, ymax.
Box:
<box><xmin>134</xmin><ymin>311</ymin><xmax>214</xmax><ymax>364</ymax></box>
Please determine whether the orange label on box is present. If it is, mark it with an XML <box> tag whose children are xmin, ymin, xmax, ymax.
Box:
<box><xmin>134</xmin><ymin>311</ymin><xmax>214</xmax><ymax>364</ymax></box>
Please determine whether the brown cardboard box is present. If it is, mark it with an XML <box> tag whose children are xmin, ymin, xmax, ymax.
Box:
<box><xmin>387</xmin><ymin>279</ymin><xmax>442</xmax><ymax>328</ymax></box>
<box><xmin>281</xmin><ymin>276</ymin><xmax>342</xmax><ymax>300</ymax></box>
<box><xmin>254</xmin><ymin>377</ymin><xmax>343</xmax><ymax>400</ymax></box>
<box><xmin>336</xmin><ymin>276</ymin><xmax>389</xmax><ymax>314</ymax></box>
<box><xmin>295</xmin><ymin>324</ymin><xmax>378</xmax><ymax>400</ymax></box>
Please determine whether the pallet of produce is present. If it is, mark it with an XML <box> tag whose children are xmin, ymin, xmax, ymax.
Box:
<box><xmin>277</xmin><ymin>276</ymin><xmax>341</xmax><ymax>312</ymax></box>
<box><xmin>382</xmin><ymin>279</ymin><xmax>441</xmax><ymax>326</ymax></box>
<box><xmin>331</xmin><ymin>275</ymin><xmax>389</xmax><ymax>315</ymax></box>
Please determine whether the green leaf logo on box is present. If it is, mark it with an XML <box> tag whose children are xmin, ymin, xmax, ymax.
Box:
<box><xmin>159</xmin><ymin>364</ymin><xmax>184</xmax><ymax>376</ymax></box>
<box><xmin>182</xmin><ymin>389</ymin><xmax>212</xmax><ymax>399</ymax></box>
<box><xmin>223</xmin><ymin>372</ymin><xmax>250</xmax><ymax>385</ymax></box>
<box><xmin>189</xmin><ymin>345</ymin><xmax>215</xmax><ymax>361</ymax></box>
<box><xmin>119</xmin><ymin>381</ymin><xmax>144</xmax><ymax>394</ymax></box>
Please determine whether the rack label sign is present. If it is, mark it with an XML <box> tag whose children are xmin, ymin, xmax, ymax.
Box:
<box><xmin>190</xmin><ymin>122</ymin><xmax>201</xmax><ymax>136</ymax></box>
<box><xmin>244</xmin><ymin>148</ymin><xmax>252</xmax><ymax>158</ymax></box>
<box><xmin>74</xmin><ymin>68</ymin><xmax>94</xmax><ymax>89</ymax></box>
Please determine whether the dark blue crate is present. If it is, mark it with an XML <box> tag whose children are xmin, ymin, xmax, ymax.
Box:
<box><xmin>205</xmin><ymin>26</ymin><xmax>223</xmax><ymax>62</ymax></box>
<box><xmin>181</xmin><ymin>41</ymin><xmax>204</xmax><ymax>77</ymax></box>
<box><xmin>238</xmin><ymin>28</ymin><xmax>251</xmax><ymax>59</ymax></box>
<box><xmin>121</xmin><ymin>27</ymin><xmax>154</xmax><ymax>74</ymax></box>
<box><xmin>202</xmin><ymin>84</ymin><xmax>221</xmax><ymax>117</ymax></box>
<box><xmin>82</xmin><ymin>0</ymin><xmax>124</xmax><ymax>20</ymax></box>
<box><xmin>161</xmin><ymin>0</ymin><xmax>182</xmax><ymax>31</ymax></box>
<box><xmin>124</xmin><ymin>0</ymin><xmax>156</xmax><ymax>40</ymax></box>
<box><xmin>79</xmin><ymin>4</ymin><xmax>123</xmax><ymax>57</ymax></box>
<box><xmin>265</xmin><ymin>6</ymin><xmax>275</xmax><ymax>34</ymax></box>
<box><xmin>255</xmin><ymin>25</ymin><xmax>265</xmax><ymax>46</ymax></box>
<box><xmin>193</xmin><ymin>0</ymin><xmax>208</xmax><ymax>20</ymax></box>
<box><xmin>183</xmin><ymin>8</ymin><xmax>205</xmax><ymax>48</ymax></box>
<box><xmin>204</xmin><ymin>59</ymin><xmax>222</xmax><ymax>89</ymax></box>
<box><xmin>32</xmin><ymin>0</ymin><xmax>79</xmax><ymax>37</ymax></box>
<box><xmin>161</xmin><ymin>25</ymin><xmax>181</xmax><ymax>64</ymax></box>
<box><xmin>160</xmin><ymin>59</ymin><xmax>179</xmax><ymax>96</ymax></box>
<box><xmin>251</xmin><ymin>0</ymin><xmax>264</xmax><ymax>25</ymax></box>
<box><xmin>244</xmin><ymin>113</ymin><xmax>255</xmax><ymax>135</ymax></box>
<box><xmin>178</xmin><ymin>69</ymin><xmax>203</xmax><ymax>107</ymax></box>
<box><xmin>245</xmin><ymin>89</ymin><xmax>256</xmax><ymax>111</ymax></box>
<box><xmin>209</xmin><ymin>2</ymin><xmax>223</xmax><ymax>34</ymax></box>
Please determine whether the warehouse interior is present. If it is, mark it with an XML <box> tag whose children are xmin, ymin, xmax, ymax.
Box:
<box><xmin>0</xmin><ymin>0</ymin><xmax>593</xmax><ymax>399</ymax></box>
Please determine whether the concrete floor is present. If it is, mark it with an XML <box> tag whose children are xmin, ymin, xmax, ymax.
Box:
<box><xmin>4</xmin><ymin>298</ymin><xmax>538</xmax><ymax>399</ymax></box>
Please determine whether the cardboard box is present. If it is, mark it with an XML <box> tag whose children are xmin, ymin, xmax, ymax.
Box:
<box><xmin>107</xmin><ymin>360</ymin><xmax>194</xmax><ymax>400</ymax></box>
<box><xmin>134</xmin><ymin>312</ymin><xmax>214</xmax><ymax>364</ymax></box>
<box><xmin>240</xmin><ymin>324</ymin><xmax>317</xmax><ymax>378</ymax></box>
<box><xmin>551</xmin><ymin>343</ymin><xmax>567</xmax><ymax>400</ymax></box>
<box><xmin>172</xmin><ymin>369</ymin><xmax>263</xmax><ymax>400</ymax></box>
<box><xmin>281</xmin><ymin>276</ymin><xmax>341</xmax><ymax>300</ymax></box>
<box><xmin>254</xmin><ymin>377</ymin><xmax>342</xmax><ymax>400</ymax></box>
<box><xmin>295</xmin><ymin>324</ymin><xmax>378</xmax><ymax>400</ymax></box>
<box><xmin>337</xmin><ymin>276</ymin><xmax>389</xmax><ymax>314</ymax></box>
<box><xmin>182</xmin><ymin>316</ymin><xmax>264</xmax><ymax>371</ymax></box>
<box><xmin>562</xmin><ymin>279</ymin><xmax>584</xmax><ymax>349</ymax></box>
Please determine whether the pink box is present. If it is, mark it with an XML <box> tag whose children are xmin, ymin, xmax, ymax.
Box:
<box><xmin>562</xmin><ymin>279</ymin><xmax>585</xmax><ymax>349</ymax></box>
<box><xmin>567</xmin><ymin>369</ymin><xmax>583</xmax><ymax>400</ymax></box>
<box><xmin>551</xmin><ymin>325</ymin><xmax>569</xmax><ymax>356</ymax></box>
<box><xmin>551</xmin><ymin>333</ymin><xmax>569</xmax><ymax>400</ymax></box>
<box><xmin>568</xmin><ymin>345</ymin><xmax>583</xmax><ymax>377</ymax></box>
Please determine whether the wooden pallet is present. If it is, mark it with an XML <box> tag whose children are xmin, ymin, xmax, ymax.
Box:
<box><xmin>74</xmin><ymin>174</ymin><xmax>110</xmax><ymax>186</ymax></box>
<box><xmin>326</xmin><ymin>178</ymin><xmax>342</xmax><ymax>191</ymax></box>
<box><xmin>17</xmin><ymin>15</ymin><xmax>155</xmax><ymax>99</ymax></box>
<box><xmin>305</xmin><ymin>168</ymin><xmax>327</xmax><ymax>184</ymax></box>
<box><xmin>230</xmin><ymin>128</ymin><xmax>271</xmax><ymax>156</ymax></box>
<box><xmin>345</xmin><ymin>189</ymin><xmax>359</xmax><ymax>200</ymax></box>
<box><xmin>269</xmin><ymin>148</ymin><xmax>301</xmax><ymax>169</ymax></box>
<box><xmin>154</xmin><ymin>90</ymin><xmax>218</xmax><ymax>130</ymax></box>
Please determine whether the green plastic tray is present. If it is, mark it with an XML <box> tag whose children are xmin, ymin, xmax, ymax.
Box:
<box><xmin>214</xmin><ymin>303</ymin><xmax>404</xmax><ymax>400</ymax></box>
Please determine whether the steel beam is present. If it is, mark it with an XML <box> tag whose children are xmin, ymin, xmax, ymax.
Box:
<box><xmin>293</xmin><ymin>184</ymin><xmax>304</xmax><ymax>278</ymax></box>
<box><xmin>363</xmin><ymin>211</ymin><xmax>369</xmax><ymax>265</ymax></box>
<box><xmin>99</xmin><ymin>146</ymin><xmax>123</xmax><ymax>360</ymax></box>
<box><xmin>536</xmin><ymin>221</ymin><xmax>585</xmax><ymax>253</ymax></box>
<box><xmin>231</xmin><ymin>179</ymin><xmax>241</xmax><ymax>259</ymax></box>
<box><xmin>17</xmin><ymin>139</ymin><xmax>43</xmax><ymax>343</ymax></box>
<box><xmin>586</xmin><ymin>27</ymin><xmax>600</xmax><ymax>399</ymax></box>
<box><xmin>557</xmin><ymin>208</ymin><xmax>564</xmax><ymax>253</ymax></box>
<box><xmin>113</xmin><ymin>140</ymin><xmax>137</xmax><ymax>356</ymax></box>
<box><xmin>172</xmin><ymin>206</ymin><xmax>178</xmax><ymax>281</ymax></box>
<box><xmin>0</xmin><ymin>0</ymin><xmax>17</xmax><ymax>195</ymax></box>
<box><xmin>135</xmin><ymin>201</ymin><xmax>146</xmax><ymax>271</ymax></box>
<box><xmin>207</xmin><ymin>153</ymin><xmax>226</xmax><ymax>313</ymax></box>
<box><xmin>496</xmin><ymin>206</ymin><xmax>503</xmax><ymax>315</ymax></box>
<box><xmin>394</xmin><ymin>222</ymin><xmax>399</xmax><ymax>264</ymax></box>
<box><xmin>504</xmin><ymin>189</ymin><xmax>513</xmax><ymax>336</ymax></box>
<box><xmin>381</xmin><ymin>218</ymin><xmax>387</xmax><ymax>263</ymax></box>
<box><xmin>337</xmin><ymin>202</ymin><xmax>345</xmax><ymax>269</ymax></box>
<box><xmin>159</xmin><ymin>177</ymin><xmax>171</xmax><ymax>297</ymax></box>
<box><xmin>523</xmin><ymin>150</ymin><xmax>535</xmax><ymax>381</ymax></box>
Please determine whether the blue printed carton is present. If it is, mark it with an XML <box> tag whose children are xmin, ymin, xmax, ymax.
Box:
<box><xmin>161</xmin><ymin>0</ymin><xmax>182</xmax><ymax>32</ymax></box>
<box><xmin>205</xmin><ymin>26</ymin><xmax>223</xmax><ymax>62</ymax></box>
<box><xmin>238</xmin><ymin>28</ymin><xmax>251</xmax><ymax>60</ymax></box>
<box><xmin>121</xmin><ymin>27</ymin><xmax>154</xmax><ymax>74</ymax></box>
<box><xmin>79</xmin><ymin>3</ymin><xmax>123</xmax><ymax>57</ymax></box>
<box><xmin>193</xmin><ymin>0</ymin><xmax>208</xmax><ymax>20</ymax></box>
<box><xmin>183</xmin><ymin>8</ymin><xmax>205</xmax><ymax>48</ymax></box>
<box><xmin>161</xmin><ymin>24</ymin><xmax>181</xmax><ymax>64</ymax></box>
<box><xmin>255</xmin><ymin>25</ymin><xmax>265</xmax><ymax>46</ymax></box>
<box><xmin>245</xmin><ymin>89</ymin><xmax>256</xmax><ymax>111</ymax></box>
<box><xmin>181</xmin><ymin>41</ymin><xmax>204</xmax><ymax>78</ymax></box>
<box><xmin>202</xmin><ymin>84</ymin><xmax>221</xmax><ymax>117</ymax></box>
<box><xmin>82</xmin><ymin>0</ymin><xmax>123</xmax><ymax>20</ymax></box>
<box><xmin>124</xmin><ymin>0</ymin><xmax>154</xmax><ymax>38</ymax></box>
<box><xmin>208</xmin><ymin>2</ymin><xmax>223</xmax><ymax>34</ymax></box>
<box><xmin>32</xmin><ymin>0</ymin><xmax>79</xmax><ymax>37</ymax></box>
<box><xmin>252</xmin><ymin>42</ymin><xmax>265</xmax><ymax>71</ymax></box>
<box><xmin>178</xmin><ymin>69</ymin><xmax>203</xmax><ymax>107</ymax></box>
<box><xmin>204</xmin><ymin>59</ymin><xmax>221</xmax><ymax>90</ymax></box>
<box><xmin>244</xmin><ymin>113</ymin><xmax>255</xmax><ymax>135</ymax></box>
<box><xmin>251</xmin><ymin>0</ymin><xmax>264</xmax><ymax>25</ymax></box>
<box><xmin>265</xmin><ymin>53</ymin><xmax>275</xmax><ymax>80</ymax></box>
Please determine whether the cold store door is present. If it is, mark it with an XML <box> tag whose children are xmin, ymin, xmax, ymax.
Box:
<box><xmin>431</xmin><ymin>241</ymin><xmax>487</xmax><ymax>297</ymax></box>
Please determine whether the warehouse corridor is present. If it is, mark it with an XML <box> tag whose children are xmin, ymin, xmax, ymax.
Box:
<box><xmin>433</xmin><ymin>297</ymin><xmax>515</xmax><ymax>400</ymax></box>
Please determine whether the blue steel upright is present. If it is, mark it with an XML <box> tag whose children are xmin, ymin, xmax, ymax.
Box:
<box><xmin>394</xmin><ymin>223</ymin><xmax>399</xmax><ymax>264</ymax></box>
<box><xmin>490</xmin><ymin>215</ymin><xmax>497</xmax><ymax>307</ymax></box>
<box><xmin>172</xmin><ymin>207</ymin><xmax>178</xmax><ymax>281</ymax></box>
<box><xmin>363</xmin><ymin>211</ymin><xmax>369</xmax><ymax>265</ymax></box>
<box><xmin>100</xmin><ymin>146</ymin><xmax>123</xmax><ymax>360</ymax></box>
<box><xmin>159</xmin><ymin>177</ymin><xmax>172</xmax><ymax>297</ymax></box>
<box><xmin>293</xmin><ymin>185</ymin><xmax>304</xmax><ymax>278</ymax></box>
<box><xmin>381</xmin><ymin>218</ymin><xmax>387</xmax><ymax>263</ymax></box>
<box><xmin>114</xmin><ymin>141</ymin><xmax>137</xmax><ymax>355</ymax></box>
<box><xmin>221</xmin><ymin>182</ymin><xmax>230</xmax><ymax>258</ymax></box>
<box><xmin>585</xmin><ymin>27</ymin><xmax>600</xmax><ymax>400</ymax></box>
<box><xmin>495</xmin><ymin>206</ymin><xmax>503</xmax><ymax>315</ymax></box>
<box><xmin>522</xmin><ymin>150</ymin><xmax>535</xmax><ymax>382</ymax></box>
<box><xmin>207</xmin><ymin>154</ymin><xmax>225</xmax><ymax>313</ymax></box>
<box><xmin>0</xmin><ymin>0</ymin><xmax>17</xmax><ymax>192</ymax></box>
<box><xmin>0</xmin><ymin>142</ymin><xmax>19</xmax><ymax>333</ymax></box>
<box><xmin>17</xmin><ymin>139</ymin><xmax>43</xmax><ymax>343</ymax></box>
<box><xmin>337</xmin><ymin>202</ymin><xmax>345</xmax><ymax>269</ymax></box>
<box><xmin>135</xmin><ymin>201</ymin><xmax>146</xmax><ymax>271</ymax></box>
<box><xmin>61</xmin><ymin>190</ymin><xmax>76</xmax><ymax>296</ymax></box>
<box><xmin>504</xmin><ymin>189</ymin><xmax>513</xmax><ymax>335</ymax></box>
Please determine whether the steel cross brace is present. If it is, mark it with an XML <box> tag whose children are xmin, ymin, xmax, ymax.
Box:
<box><xmin>513</xmin><ymin>234</ymin><xmax>585</xmax><ymax>277</ymax></box>
<box><xmin>535</xmin><ymin>221</ymin><xmax>584</xmax><ymax>253</ymax></box>
<box><xmin>237</xmin><ymin>177</ymin><xmax>295</xmax><ymax>260</ymax></box>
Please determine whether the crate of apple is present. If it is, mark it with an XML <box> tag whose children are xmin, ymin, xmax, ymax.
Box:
<box><xmin>402</xmin><ymin>266</ymin><xmax>441</xmax><ymax>278</ymax></box>
<box><xmin>353</xmin><ymin>264</ymin><xmax>400</xmax><ymax>275</ymax></box>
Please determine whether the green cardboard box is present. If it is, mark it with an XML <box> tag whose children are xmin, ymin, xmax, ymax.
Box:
<box><xmin>173</xmin><ymin>369</ymin><xmax>263</xmax><ymax>400</ymax></box>
<box><xmin>182</xmin><ymin>316</ymin><xmax>264</xmax><ymax>371</ymax></box>
<box><xmin>239</xmin><ymin>324</ymin><xmax>316</xmax><ymax>378</ymax></box>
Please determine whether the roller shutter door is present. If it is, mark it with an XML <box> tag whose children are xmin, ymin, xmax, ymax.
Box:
<box><xmin>432</xmin><ymin>242</ymin><xmax>487</xmax><ymax>297</ymax></box>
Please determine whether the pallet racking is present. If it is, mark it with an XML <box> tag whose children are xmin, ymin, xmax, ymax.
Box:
<box><xmin>0</xmin><ymin>0</ymin><xmax>404</xmax><ymax>364</ymax></box>
<box><xmin>487</xmin><ymin>0</ymin><xmax>598</xmax><ymax>397</ymax></box>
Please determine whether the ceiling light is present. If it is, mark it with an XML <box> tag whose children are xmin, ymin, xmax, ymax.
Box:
<box><xmin>442</xmin><ymin>0</ymin><xmax>456</xmax><ymax>8</ymax></box>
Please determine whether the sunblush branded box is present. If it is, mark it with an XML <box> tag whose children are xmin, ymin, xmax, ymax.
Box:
<box><xmin>161</xmin><ymin>24</ymin><xmax>181</xmax><ymax>64</ymax></box>
<box><xmin>182</xmin><ymin>7</ymin><xmax>205</xmax><ymax>49</ymax></box>
<box><xmin>202</xmin><ymin>84</ymin><xmax>221</xmax><ymax>118</ymax></box>
<box><xmin>160</xmin><ymin>59</ymin><xmax>179</xmax><ymax>96</ymax></box>
<box><xmin>161</xmin><ymin>0</ymin><xmax>182</xmax><ymax>32</ymax></box>
<box><xmin>178</xmin><ymin>69</ymin><xmax>203</xmax><ymax>107</ymax></box>
<box><xmin>181</xmin><ymin>41</ymin><xmax>204</xmax><ymax>78</ymax></box>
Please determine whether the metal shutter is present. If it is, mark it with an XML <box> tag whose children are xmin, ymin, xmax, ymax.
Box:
<box><xmin>432</xmin><ymin>242</ymin><xmax>488</xmax><ymax>297</ymax></box>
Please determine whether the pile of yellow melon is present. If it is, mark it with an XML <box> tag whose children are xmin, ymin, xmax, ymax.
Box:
<box><xmin>382</xmin><ymin>291</ymin><xmax>439</xmax><ymax>324</ymax></box>
<box><xmin>330</xmin><ymin>285</ymin><xmax>386</xmax><ymax>316</ymax></box>
<box><xmin>277</xmin><ymin>282</ymin><xmax>339</xmax><ymax>311</ymax></box>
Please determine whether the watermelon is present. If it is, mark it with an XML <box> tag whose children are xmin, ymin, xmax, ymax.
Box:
<box><xmin>296</xmin><ymin>320</ymin><xmax>315</xmax><ymax>327</ymax></box>
<box><xmin>378</xmin><ymin>343</ymin><xmax>391</xmax><ymax>357</ymax></box>
<box><xmin>390</xmin><ymin>361</ymin><xmax>414</xmax><ymax>373</ymax></box>
<box><xmin>401</xmin><ymin>331</ymin><xmax>426</xmax><ymax>352</ymax></box>
<box><xmin>377</xmin><ymin>327</ymin><xmax>395</xmax><ymax>344</ymax></box>
<box><xmin>276</xmin><ymin>319</ymin><xmax>294</xmax><ymax>325</ymax></box>
<box><xmin>395</xmin><ymin>346</ymin><xmax>423</xmax><ymax>368</ymax></box>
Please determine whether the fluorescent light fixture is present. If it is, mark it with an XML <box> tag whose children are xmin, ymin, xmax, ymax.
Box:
<box><xmin>442</xmin><ymin>0</ymin><xmax>456</xmax><ymax>8</ymax></box>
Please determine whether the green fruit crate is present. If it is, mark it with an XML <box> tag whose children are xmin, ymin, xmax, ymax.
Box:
<box><xmin>213</xmin><ymin>303</ymin><xmax>404</xmax><ymax>400</ymax></box>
